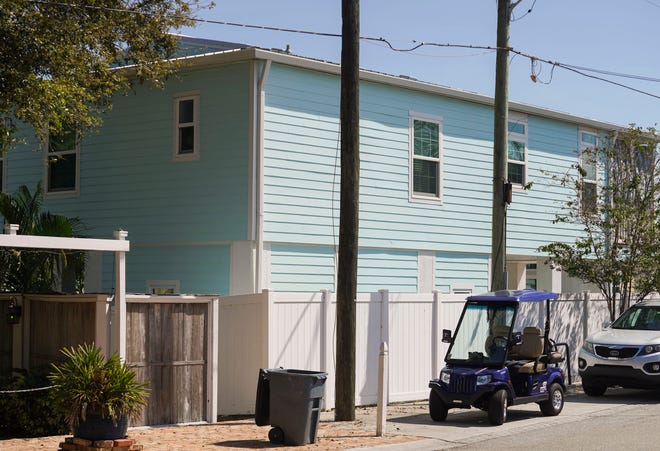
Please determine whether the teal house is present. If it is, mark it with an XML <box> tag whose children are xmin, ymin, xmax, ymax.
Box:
<box><xmin>1</xmin><ymin>37</ymin><xmax>613</xmax><ymax>297</ymax></box>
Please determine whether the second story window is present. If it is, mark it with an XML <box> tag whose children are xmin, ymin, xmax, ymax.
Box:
<box><xmin>173</xmin><ymin>92</ymin><xmax>199</xmax><ymax>161</ymax></box>
<box><xmin>410</xmin><ymin>113</ymin><xmax>443</xmax><ymax>202</ymax></box>
<box><xmin>507</xmin><ymin>113</ymin><xmax>528</xmax><ymax>187</ymax></box>
<box><xmin>46</xmin><ymin>126</ymin><xmax>79</xmax><ymax>195</ymax></box>
<box><xmin>579</xmin><ymin>130</ymin><xmax>598</xmax><ymax>214</ymax></box>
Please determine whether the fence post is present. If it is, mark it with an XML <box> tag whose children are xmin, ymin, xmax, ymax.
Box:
<box><xmin>432</xmin><ymin>290</ymin><xmax>441</xmax><ymax>377</ymax></box>
<box><xmin>379</xmin><ymin>289</ymin><xmax>389</xmax><ymax>345</ymax></box>
<box><xmin>376</xmin><ymin>341</ymin><xmax>389</xmax><ymax>437</ymax></box>
<box><xmin>321</xmin><ymin>289</ymin><xmax>334</xmax><ymax>410</ymax></box>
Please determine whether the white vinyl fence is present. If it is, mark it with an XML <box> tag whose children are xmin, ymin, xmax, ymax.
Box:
<box><xmin>216</xmin><ymin>290</ymin><xmax>643</xmax><ymax>416</ymax></box>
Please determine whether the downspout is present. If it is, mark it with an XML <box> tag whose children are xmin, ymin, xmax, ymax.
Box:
<box><xmin>254</xmin><ymin>59</ymin><xmax>271</xmax><ymax>293</ymax></box>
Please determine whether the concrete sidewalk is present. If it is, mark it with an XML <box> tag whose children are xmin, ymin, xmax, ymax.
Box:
<box><xmin>348</xmin><ymin>385</ymin><xmax>648</xmax><ymax>450</ymax></box>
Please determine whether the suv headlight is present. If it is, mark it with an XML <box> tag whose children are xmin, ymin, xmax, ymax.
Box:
<box><xmin>440</xmin><ymin>370</ymin><xmax>451</xmax><ymax>384</ymax></box>
<box><xmin>639</xmin><ymin>344</ymin><xmax>660</xmax><ymax>355</ymax></box>
<box><xmin>476</xmin><ymin>374</ymin><xmax>492</xmax><ymax>385</ymax></box>
<box><xmin>582</xmin><ymin>340</ymin><xmax>595</xmax><ymax>354</ymax></box>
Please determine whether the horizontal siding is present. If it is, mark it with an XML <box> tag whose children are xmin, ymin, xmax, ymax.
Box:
<box><xmin>357</xmin><ymin>249</ymin><xmax>417</xmax><ymax>293</ymax></box>
<box><xmin>102</xmin><ymin>244</ymin><xmax>230</xmax><ymax>294</ymax></box>
<box><xmin>6</xmin><ymin>63</ymin><xmax>252</xmax><ymax>293</ymax></box>
<box><xmin>263</xmin><ymin>63</ymin><xmax>587</xmax><ymax>260</ymax></box>
<box><xmin>436</xmin><ymin>253</ymin><xmax>489</xmax><ymax>294</ymax></box>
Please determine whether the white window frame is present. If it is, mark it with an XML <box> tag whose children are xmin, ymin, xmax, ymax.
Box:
<box><xmin>147</xmin><ymin>279</ymin><xmax>181</xmax><ymax>295</ymax></box>
<box><xmin>579</xmin><ymin>128</ymin><xmax>599</xmax><ymax>214</ymax></box>
<box><xmin>44</xmin><ymin>126</ymin><xmax>80</xmax><ymax>198</ymax></box>
<box><xmin>507</xmin><ymin>112</ymin><xmax>528</xmax><ymax>189</ymax></box>
<box><xmin>173</xmin><ymin>91</ymin><xmax>200</xmax><ymax>162</ymax></box>
<box><xmin>409</xmin><ymin>112</ymin><xmax>443</xmax><ymax>204</ymax></box>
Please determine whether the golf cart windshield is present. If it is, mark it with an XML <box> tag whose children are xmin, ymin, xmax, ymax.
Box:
<box><xmin>446</xmin><ymin>301</ymin><xmax>516</xmax><ymax>367</ymax></box>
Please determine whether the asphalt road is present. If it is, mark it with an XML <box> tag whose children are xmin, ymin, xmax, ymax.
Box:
<box><xmin>355</xmin><ymin>386</ymin><xmax>660</xmax><ymax>450</ymax></box>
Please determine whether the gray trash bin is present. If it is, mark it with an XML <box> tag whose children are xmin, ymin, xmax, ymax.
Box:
<box><xmin>254</xmin><ymin>368</ymin><xmax>327</xmax><ymax>446</ymax></box>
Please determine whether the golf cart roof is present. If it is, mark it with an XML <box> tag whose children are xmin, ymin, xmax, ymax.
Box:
<box><xmin>466</xmin><ymin>289</ymin><xmax>559</xmax><ymax>303</ymax></box>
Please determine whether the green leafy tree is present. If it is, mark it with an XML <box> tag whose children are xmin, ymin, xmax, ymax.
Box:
<box><xmin>539</xmin><ymin>126</ymin><xmax>660</xmax><ymax>321</ymax></box>
<box><xmin>0</xmin><ymin>182</ymin><xmax>85</xmax><ymax>292</ymax></box>
<box><xmin>0</xmin><ymin>0</ymin><xmax>212</xmax><ymax>153</ymax></box>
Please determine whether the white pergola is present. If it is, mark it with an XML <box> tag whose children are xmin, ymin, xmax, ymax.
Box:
<box><xmin>1</xmin><ymin>224</ymin><xmax>130</xmax><ymax>358</ymax></box>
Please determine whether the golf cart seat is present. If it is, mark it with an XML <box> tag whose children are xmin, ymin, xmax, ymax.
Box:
<box><xmin>510</xmin><ymin>327</ymin><xmax>547</xmax><ymax>374</ymax></box>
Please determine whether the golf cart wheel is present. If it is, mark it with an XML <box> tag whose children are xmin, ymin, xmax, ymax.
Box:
<box><xmin>488</xmin><ymin>389</ymin><xmax>508</xmax><ymax>425</ymax></box>
<box><xmin>429</xmin><ymin>389</ymin><xmax>448</xmax><ymax>422</ymax></box>
<box><xmin>540</xmin><ymin>383</ymin><xmax>564</xmax><ymax>416</ymax></box>
<box><xmin>582</xmin><ymin>379</ymin><xmax>607</xmax><ymax>397</ymax></box>
<box><xmin>268</xmin><ymin>426</ymin><xmax>284</xmax><ymax>444</ymax></box>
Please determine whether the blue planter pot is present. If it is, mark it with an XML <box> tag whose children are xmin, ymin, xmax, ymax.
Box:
<box><xmin>74</xmin><ymin>414</ymin><xmax>128</xmax><ymax>441</ymax></box>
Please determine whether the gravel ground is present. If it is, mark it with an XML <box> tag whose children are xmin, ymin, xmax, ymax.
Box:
<box><xmin>0</xmin><ymin>409</ymin><xmax>421</xmax><ymax>450</ymax></box>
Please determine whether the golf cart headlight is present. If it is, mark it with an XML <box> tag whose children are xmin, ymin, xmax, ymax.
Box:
<box><xmin>440</xmin><ymin>370</ymin><xmax>451</xmax><ymax>384</ymax></box>
<box><xmin>582</xmin><ymin>340</ymin><xmax>595</xmax><ymax>354</ymax></box>
<box><xmin>641</xmin><ymin>344</ymin><xmax>660</xmax><ymax>355</ymax></box>
<box><xmin>476</xmin><ymin>375</ymin><xmax>492</xmax><ymax>385</ymax></box>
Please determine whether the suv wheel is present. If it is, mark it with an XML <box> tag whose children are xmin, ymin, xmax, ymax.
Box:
<box><xmin>429</xmin><ymin>389</ymin><xmax>448</xmax><ymax>421</ymax></box>
<box><xmin>582</xmin><ymin>378</ymin><xmax>607</xmax><ymax>396</ymax></box>
<box><xmin>539</xmin><ymin>383</ymin><xmax>564</xmax><ymax>416</ymax></box>
<box><xmin>488</xmin><ymin>389</ymin><xmax>508</xmax><ymax>425</ymax></box>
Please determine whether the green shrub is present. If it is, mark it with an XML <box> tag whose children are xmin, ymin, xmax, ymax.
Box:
<box><xmin>0</xmin><ymin>367</ymin><xmax>68</xmax><ymax>438</ymax></box>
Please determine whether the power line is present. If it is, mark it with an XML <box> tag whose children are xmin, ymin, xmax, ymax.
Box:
<box><xmin>24</xmin><ymin>0</ymin><xmax>660</xmax><ymax>101</ymax></box>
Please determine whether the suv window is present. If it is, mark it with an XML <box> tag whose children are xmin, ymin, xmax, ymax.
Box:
<box><xmin>611</xmin><ymin>306</ymin><xmax>660</xmax><ymax>330</ymax></box>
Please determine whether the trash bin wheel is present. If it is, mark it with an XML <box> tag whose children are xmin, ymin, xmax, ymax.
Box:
<box><xmin>268</xmin><ymin>426</ymin><xmax>285</xmax><ymax>444</ymax></box>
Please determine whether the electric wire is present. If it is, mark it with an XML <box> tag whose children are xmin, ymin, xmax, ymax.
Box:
<box><xmin>24</xmin><ymin>0</ymin><xmax>660</xmax><ymax>101</ymax></box>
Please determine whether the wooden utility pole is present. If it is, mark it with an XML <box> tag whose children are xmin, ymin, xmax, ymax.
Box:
<box><xmin>335</xmin><ymin>0</ymin><xmax>359</xmax><ymax>421</ymax></box>
<box><xmin>490</xmin><ymin>0</ymin><xmax>518</xmax><ymax>291</ymax></box>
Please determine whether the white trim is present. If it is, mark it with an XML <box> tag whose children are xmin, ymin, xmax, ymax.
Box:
<box><xmin>507</xmin><ymin>112</ymin><xmax>528</xmax><ymax>189</ymax></box>
<box><xmin>0</xmin><ymin>233</ymin><xmax>130</xmax><ymax>251</ymax></box>
<box><xmin>173</xmin><ymin>91</ymin><xmax>200</xmax><ymax>161</ymax></box>
<box><xmin>578</xmin><ymin>128</ymin><xmax>599</xmax><ymax>213</ymax></box>
<box><xmin>44</xmin><ymin>127</ymin><xmax>80</xmax><ymax>198</ymax></box>
<box><xmin>409</xmin><ymin>111</ymin><xmax>443</xmax><ymax>204</ymax></box>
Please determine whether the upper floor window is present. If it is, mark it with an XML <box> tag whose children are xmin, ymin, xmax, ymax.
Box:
<box><xmin>173</xmin><ymin>92</ymin><xmax>199</xmax><ymax>161</ymax></box>
<box><xmin>507</xmin><ymin>113</ymin><xmax>527</xmax><ymax>187</ymax></box>
<box><xmin>46</xmin><ymin>126</ymin><xmax>79</xmax><ymax>195</ymax></box>
<box><xmin>579</xmin><ymin>129</ymin><xmax>599</xmax><ymax>214</ymax></box>
<box><xmin>410</xmin><ymin>113</ymin><xmax>443</xmax><ymax>202</ymax></box>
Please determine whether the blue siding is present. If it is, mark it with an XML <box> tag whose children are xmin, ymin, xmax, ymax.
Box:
<box><xmin>435</xmin><ymin>253</ymin><xmax>489</xmax><ymax>294</ymax></box>
<box><xmin>357</xmin><ymin>249</ymin><xmax>417</xmax><ymax>293</ymax></box>
<box><xmin>270</xmin><ymin>244</ymin><xmax>336</xmax><ymax>292</ymax></box>
<box><xmin>6</xmin><ymin>63</ymin><xmax>252</xmax><ymax>293</ymax></box>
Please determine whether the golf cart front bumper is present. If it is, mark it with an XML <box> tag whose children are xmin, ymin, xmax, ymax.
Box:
<box><xmin>429</xmin><ymin>379</ymin><xmax>499</xmax><ymax>408</ymax></box>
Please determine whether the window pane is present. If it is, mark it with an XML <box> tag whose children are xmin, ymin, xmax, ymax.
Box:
<box><xmin>414</xmin><ymin>120</ymin><xmax>439</xmax><ymax>158</ymax></box>
<box><xmin>48</xmin><ymin>154</ymin><xmax>77</xmax><ymax>191</ymax></box>
<box><xmin>179</xmin><ymin>99</ymin><xmax>194</xmax><ymax>124</ymax></box>
<box><xmin>508</xmin><ymin>162</ymin><xmax>524</xmax><ymax>185</ymax></box>
<box><xmin>508</xmin><ymin>121</ymin><xmax>525</xmax><ymax>135</ymax></box>
<box><xmin>582</xmin><ymin>182</ymin><xmax>597</xmax><ymax>214</ymax></box>
<box><xmin>49</xmin><ymin>128</ymin><xmax>77</xmax><ymax>153</ymax></box>
<box><xmin>508</xmin><ymin>140</ymin><xmax>525</xmax><ymax>161</ymax></box>
<box><xmin>178</xmin><ymin>126</ymin><xmax>195</xmax><ymax>154</ymax></box>
<box><xmin>581</xmin><ymin>132</ymin><xmax>597</xmax><ymax>145</ymax></box>
<box><xmin>413</xmin><ymin>159</ymin><xmax>438</xmax><ymax>195</ymax></box>
<box><xmin>582</xmin><ymin>159</ymin><xmax>597</xmax><ymax>180</ymax></box>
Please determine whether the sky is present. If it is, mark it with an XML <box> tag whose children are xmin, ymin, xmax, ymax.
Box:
<box><xmin>182</xmin><ymin>0</ymin><xmax>660</xmax><ymax>129</ymax></box>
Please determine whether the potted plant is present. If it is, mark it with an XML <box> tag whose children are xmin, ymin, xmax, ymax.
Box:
<box><xmin>49</xmin><ymin>343</ymin><xmax>149</xmax><ymax>441</ymax></box>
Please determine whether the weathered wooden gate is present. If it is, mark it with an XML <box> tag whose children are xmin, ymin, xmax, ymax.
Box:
<box><xmin>126</xmin><ymin>297</ymin><xmax>214</xmax><ymax>426</ymax></box>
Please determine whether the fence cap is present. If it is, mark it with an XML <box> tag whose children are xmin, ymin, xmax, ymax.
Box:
<box><xmin>467</xmin><ymin>288</ymin><xmax>559</xmax><ymax>303</ymax></box>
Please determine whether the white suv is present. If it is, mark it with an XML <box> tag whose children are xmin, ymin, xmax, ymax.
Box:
<box><xmin>578</xmin><ymin>299</ymin><xmax>660</xmax><ymax>396</ymax></box>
